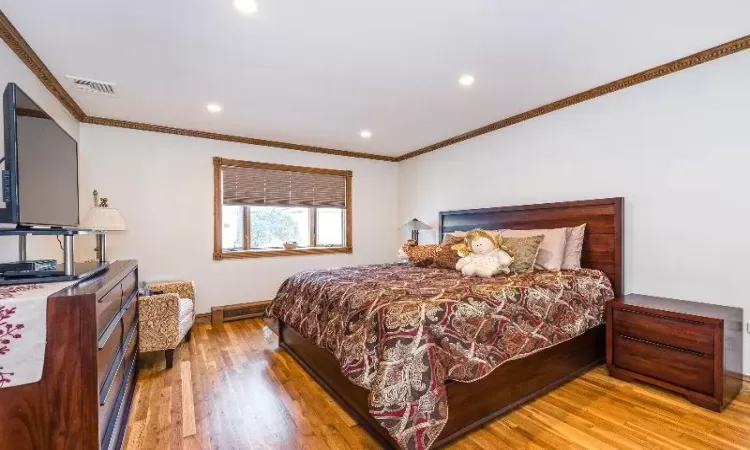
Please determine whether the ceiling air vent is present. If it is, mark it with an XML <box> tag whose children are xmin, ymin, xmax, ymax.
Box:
<box><xmin>66</xmin><ymin>76</ymin><xmax>117</xmax><ymax>96</ymax></box>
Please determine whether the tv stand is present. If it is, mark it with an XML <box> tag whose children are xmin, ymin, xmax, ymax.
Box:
<box><xmin>0</xmin><ymin>227</ymin><xmax>106</xmax><ymax>285</ymax></box>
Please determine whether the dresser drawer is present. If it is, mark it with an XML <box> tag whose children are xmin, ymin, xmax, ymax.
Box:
<box><xmin>121</xmin><ymin>269</ymin><xmax>137</xmax><ymax>304</ymax></box>
<box><xmin>613</xmin><ymin>308</ymin><xmax>714</xmax><ymax>355</ymax></box>
<box><xmin>97</xmin><ymin>322</ymin><xmax>122</xmax><ymax>390</ymax></box>
<box><xmin>98</xmin><ymin>351</ymin><xmax>126</xmax><ymax>439</ymax></box>
<box><xmin>97</xmin><ymin>284</ymin><xmax>123</xmax><ymax>338</ymax></box>
<box><xmin>102</xmin><ymin>354</ymin><xmax>137</xmax><ymax>450</ymax></box>
<box><xmin>613</xmin><ymin>334</ymin><xmax>714</xmax><ymax>395</ymax></box>
<box><xmin>122</xmin><ymin>320</ymin><xmax>138</xmax><ymax>361</ymax></box>
<box><xmin>99</xmin><ymin>323</ymin><xmax>138</xmax><ymax>438</ymax></box>
<box><xmin>122</xmin><ymin>293</ymin><xmax>138</xmax><ymax>336</ymax></box>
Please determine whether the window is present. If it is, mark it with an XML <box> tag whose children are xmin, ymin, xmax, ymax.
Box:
<box><xmin>213</xmin><ymin>157</ymin><xmax>352</xmax><ymax>259</ymax></box>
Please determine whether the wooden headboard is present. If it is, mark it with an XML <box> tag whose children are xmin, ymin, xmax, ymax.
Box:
<box><xmin>439</xmin><ymin>198</ymin><xmax>623</xmax><ymax>297</ymax></box>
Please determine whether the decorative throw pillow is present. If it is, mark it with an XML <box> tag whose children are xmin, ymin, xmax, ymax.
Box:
<box><xmin>561</xmin><ymin>224</ymin><xmax>586</xmax><ymax>270</ymax></box>
<box><xmin>399</xmin><ymin>238</ymin><xmax>461</xmax><ymax>269</ymax></box>
<box><xmin>498</xmin><ymin>228</ymin><xmax>567</xmax><ymax>271</ymax></box>
<box><xmin>502</xmin><ymin>235</ymin><xmax>545</xmax><ymax>273</ymax></box>
<box><xmin>435</xmin><ymin>234</ymin><xmax>464</xmax><ymax>269</ymax></box>
<box><xmin>399</xmin><ymin>240</ymin><xmax>435</xmax><ymax>267</ymax></box>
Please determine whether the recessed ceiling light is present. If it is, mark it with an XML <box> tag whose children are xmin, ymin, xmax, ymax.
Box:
<box><xmin>458</xmin><ymin>74</ymin><xmax>475</xmax><ymax>86</ymax></box>
<box><xmin>206</xmin><ymin>103</ymin><xmax>223</xmax><ymax>113</ymax></box>
<box><xmin>360</xmin><ymin>130</ymin><xmax>372</xmax><ymax>139</ymax></box>
<box><xmin>233</xmin><ymin>0</ymin><xmax>258</xmax><ymax>14</ymax></box>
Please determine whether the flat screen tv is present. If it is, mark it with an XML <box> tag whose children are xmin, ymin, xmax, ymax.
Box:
<box><xmin>2</xmin><ymin>83</ymin><xmax>79</xmax><ymax>227</ymax></box>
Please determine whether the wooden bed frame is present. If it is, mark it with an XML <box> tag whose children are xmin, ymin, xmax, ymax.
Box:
<box><xmin>278</xmin><ymin>197</ymin><xmax>624</xmax><ymax>448</ymax></box>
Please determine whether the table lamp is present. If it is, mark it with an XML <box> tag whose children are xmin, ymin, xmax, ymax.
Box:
<box><xmin>401</xmin><ymin>218</ymin><xmax>432</xmax><ymax>244</ymax></box>
<box><xmin>81</xmin><ymin>190</ymin><xmax>127</xmax><ymax>263</ymax></box>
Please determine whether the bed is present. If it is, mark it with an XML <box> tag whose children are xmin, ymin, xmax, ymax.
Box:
<box><xmin>268</xmin><ymin>197</ymin><xmax>623</xmax><ymax>449</ymax></box>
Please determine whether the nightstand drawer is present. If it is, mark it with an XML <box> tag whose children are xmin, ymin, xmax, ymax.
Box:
<box><xmin>613</xmin><ymin>335</ymin><xmax>714</xmax><ymax>395</ymax></box>
<box><xmin>613</xmin><ymin>308</ymin><xmax>714</xmax><ymax>355</ymax></box>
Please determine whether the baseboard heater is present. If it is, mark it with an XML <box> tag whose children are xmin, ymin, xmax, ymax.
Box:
<box><xmin>207</xmin><ymin>301</ymin><xmax>271</xmax><ymax>327</ymax></box>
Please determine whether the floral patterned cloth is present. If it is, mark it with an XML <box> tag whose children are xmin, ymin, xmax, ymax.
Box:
<box><xmin>0</xmin><ymin>281</ymin><xmax>76</xmax><ymax>388</ymax></box>
<box><xmin>266</xmin><ymin>264</ymin><xmax>614</xmax><ymax>450</ymax></box>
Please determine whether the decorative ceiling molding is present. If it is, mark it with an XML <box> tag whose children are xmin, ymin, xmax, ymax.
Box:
<box><xmin>2</xmin><ymin>9</ymin><xmax>749</xmax><ymax>163</ymax></box>
<box><xmin>0</xmin><ymin>10</ymin><xmax>85</xmax><ymax>121</ymax></box>
<box><xmin>397</xmin><ymin>34</ymin><xmax>750</xmax><ymax>161</ymax></box>
<box><xmin>81</xmin><ymin>116</ymin><xmax>398</xmax><ymax>162</ymax></box>
<box><xmin>0</xmin><ymin>9</ymin><xmax>395</xmax><ymax>162</ymax></box>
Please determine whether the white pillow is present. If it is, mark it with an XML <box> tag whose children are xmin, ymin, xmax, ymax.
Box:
<box><xmin>561</xmin><ymin>224</ymin><xmax>586</xmax><ymax>270</ymax></box>
<box><xmin>497</xmin><ymin>228</ymin><xmax>567</xmax><ymax>271</ymax></box>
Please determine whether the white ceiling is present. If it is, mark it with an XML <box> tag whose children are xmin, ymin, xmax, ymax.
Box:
<box><xmin>2</xmin><ymin>1</ymin><xmax>749</xmax><ymax>157</ymax></box>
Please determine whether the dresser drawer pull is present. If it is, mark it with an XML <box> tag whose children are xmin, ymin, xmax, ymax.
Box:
<box><xmin>103</xmin><ymin>355</ymin><xmax>138</xmax><ymax>450</ymax></box>
<box><xmin>99</xmin><ymin>283</ymin><xmax>123</xmax><ymax>303</ymax></box>
<box><xmin>102</xmin><ymin>353</ymin><xmax>138</xmax><ymax>450</ymax></box>
<box><xmin>123</xmin><ymin>320</ymin><xmax>138</xmax><ymax>350</ymax></box>
<box><xmin>98</xmin><ymin>310</ymin><xmax>125</xmax><ymax>349</ymax></box>
<box><xmin>619</xmin><ymin>308</ymin><xmax>705</xmax><ymax>325</ymax></box>
<box><xmin>123</xmin><ymin>315</ymin><xmax>139</xmax><ymax>343</ymax></box>
<box><xmin>619</xmin><ymin>334</ymin><xmax>705</xmax><ymax>357</ymax></box>
<box><xmin>123</xmin><ymin>289</ymin><xmax>138</xmax><ymax>308</ymax></box>
<box><xmin>100</xmin><ymin>324</ymin><xmax>139</xmax><ymax>406</ymax></box>
<box><xmin>98</xmin><ymin>294</ymin><xmax>137</xmax><ymax>349</ymax></box>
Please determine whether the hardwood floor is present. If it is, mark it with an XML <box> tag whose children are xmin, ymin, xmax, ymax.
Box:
<box><xmin>124</xmin><ymin>319</ymin><xmax>750</xmax><ymax>450</ymax></box>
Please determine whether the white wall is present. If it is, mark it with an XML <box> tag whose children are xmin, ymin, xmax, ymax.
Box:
<box><xmin>3</xmin><ymin>30</ymin><xmax>748</xmax><ymax>371</ymax></box>
<box><xmin>77</xmin><ymin>124</ymin><xmax>400</xmax><ymax>313</ymax></box>
<box><xmin>0</xmin><ymin>38</ymin><xmax>79</xmax><ymax>262</ymax></box>
<box><xmin>398</xmin><ymin>50</ymin><xmax>750</xmax><ymax>374</ymax></box>
<box><xmin>1</xmin><ymin>33</ymin><xmax>400</xmax><ymax>317</ymax></box>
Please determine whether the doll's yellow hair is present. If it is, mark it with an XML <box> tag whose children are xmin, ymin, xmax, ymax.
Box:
<box><xmin>451</xmin><ymin>229</ymin><xmax>510</xmax><ymax>257</ymax></box>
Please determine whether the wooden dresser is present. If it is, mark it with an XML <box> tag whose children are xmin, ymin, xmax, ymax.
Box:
<box><xmin>607</xmin><ymin>294</ymin><xmax>743</xmax><ymax>411</ymax></box>
<box><xmin>0</xmin><ymin>260</ymin><xmax>139</xmax><ymax>450</ymax></box>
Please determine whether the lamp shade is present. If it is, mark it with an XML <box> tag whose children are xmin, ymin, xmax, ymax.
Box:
<box><xmin>401</xmin><ymin>218</ymin><xmax>432</xmax><ymax>231</ymax></box>
<box><xmin>81</xmin><ymin>206</ymin><xmax>127</xmax><ymax>231</ymax></box>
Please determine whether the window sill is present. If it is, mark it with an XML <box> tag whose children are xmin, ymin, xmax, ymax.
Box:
<box><xmin>214</xmin><ymin>246</ymin><xmax>353</xmax><ymax>260</ymax></box>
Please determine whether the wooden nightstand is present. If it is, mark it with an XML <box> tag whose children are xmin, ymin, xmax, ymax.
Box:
<box><xmin>606</xmin><ymin>294</ymin><xmax>743</xmax><ymax>411</ymax></box>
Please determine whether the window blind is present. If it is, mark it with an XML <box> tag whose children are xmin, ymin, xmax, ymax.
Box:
<box><xmin>222</xmin><ymin>165</ymin><xmax>347</xmax><ymax>208</ymax></box>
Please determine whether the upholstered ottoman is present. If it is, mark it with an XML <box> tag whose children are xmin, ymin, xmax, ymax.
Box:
<box><xmin>138</xmin><ymin>280</ymin><xmax>196</xmax><ymax>368</ymax></box>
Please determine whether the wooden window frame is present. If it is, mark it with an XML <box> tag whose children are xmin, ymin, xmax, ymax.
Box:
<box><xmin>213</xmin><ymin>157</ymin><xmax>353</xmax><ymax>260</ymax></box>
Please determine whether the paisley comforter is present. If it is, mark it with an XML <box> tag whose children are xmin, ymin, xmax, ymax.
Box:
<box><xmin>266</xmin><ymin>264</ymin><xmax>614</xmax><ymax>450</ymax></box>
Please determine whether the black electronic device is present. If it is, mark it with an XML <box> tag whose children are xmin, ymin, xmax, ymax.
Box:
<box><xmin>3</xmin><ymin>269</ymin><xmax>67</xmax><ymax>279</ymax></box>
<box><xmin>0</xmin><ymin>260</ymin><xmax>109</xmax><ymax>286</ymax></box>
<box><xmin>2</xmin><ymin>83</ymin><xmax>79</xmax><ymax>227</ymax></box>
<box><xmin>0</xmin><ymin>259</ymin><xmax>57</xmax><ymax>273</ymax></box>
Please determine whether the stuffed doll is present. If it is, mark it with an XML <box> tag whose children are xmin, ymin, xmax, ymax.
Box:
<box><xmin>451</xmin><ymin>229</ymin><xmax>514</xmax><ymax>277</ymax></box>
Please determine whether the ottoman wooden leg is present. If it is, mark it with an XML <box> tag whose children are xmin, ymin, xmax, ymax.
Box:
<box><xmin>165</xmin><ymin>349</ymin><xmax>175</xmax><ymax>369</ymax></box>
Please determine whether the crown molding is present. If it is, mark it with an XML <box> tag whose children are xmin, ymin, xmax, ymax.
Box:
<box><xmin>81</xmin><ymin>116</ymin><xmax>397</xmax><ymax>161</ymax></box>
<box><xmin>397</xmin><ymin>34</ymin><xmax>750</xmax><ymax>161</ymax></box>
<box><xmin>3</xmin><ymin>9</ymin><xmax>749</xmax><ymax>163</ymax></box>
<box><xmin>0</xmin><ymin>10</ymin><xmax>86</xmax><ymax>121</ymax></box>
<box><xmin>0</xmin><ymin>9</ymin><xmax>396</xmax><ymax>162</ymax></box>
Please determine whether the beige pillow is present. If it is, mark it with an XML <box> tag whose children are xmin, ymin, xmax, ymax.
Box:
<box><xmin>498</xmin><ymin>228</ymin><xmax>567</xmax><ymax>271</ymax></box>
<box><xmin>442</xmin><ymin>231</ymin><xmax>467</xmax><ymax>242</ymax></box>
<box><xmin>562</xmin><ymin>224</ymin><xmax>586</xmax><ymax>270</ymax></box>
<box><xmin>503</xmin><ymin>235</ymin><xmax>544</xmax><ymax>273</ymax></box>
